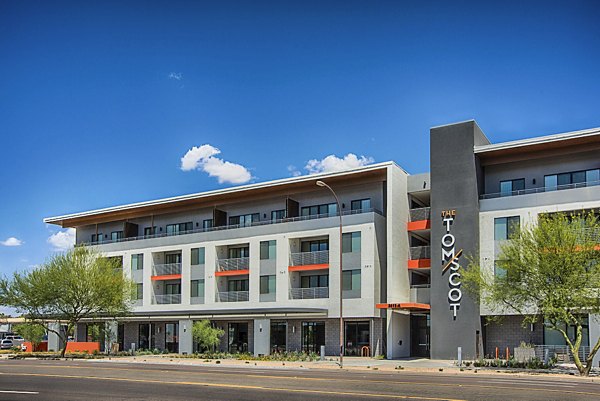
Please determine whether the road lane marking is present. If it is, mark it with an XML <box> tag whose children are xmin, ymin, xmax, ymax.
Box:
<box><xmin>478</xmin><ymin>380</ymin><xmax>576</xmax><ymax>388</ymax></box>
<box><xmin>0</xmin><ymin>372</ymin><xmax>464</xmax><ymax>401</ymax></box>
<box><xmin>0</xmin><ymin>390</ymin><xmax>39</xmax><ymax>394</ymax></box>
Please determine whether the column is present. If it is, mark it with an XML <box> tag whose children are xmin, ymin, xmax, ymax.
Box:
<box><xmin>47</xmin><ymin>322</ymin><xmax>62</xmax><ymax>352</ymax></box>
<box><xmin>179</xmin><ymin>319</ymin><xmax>193</xmax><ymax>355</ymax></box>
<box><xmin>253</xmin><ymin>318</ymin><xmax>270</xmax><ymax>356</ymax></box>
<box><xmin>105</xmin><ymin>321</ymin><xmax>118</xmax><ymax>353</ymax></box>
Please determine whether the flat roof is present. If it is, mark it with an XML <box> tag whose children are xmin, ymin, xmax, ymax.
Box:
<box><xmin>45</xmin><ymin>161</ymin><xmax>398</xmax><ymax>227</ymax></box>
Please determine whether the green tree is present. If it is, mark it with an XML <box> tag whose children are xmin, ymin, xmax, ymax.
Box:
<box><xmin>192</xmin><ymin>320</ymin><xmax>224</xmax><ymax>352</ymax></box>
<box><xmin>14</xmin><ymin>322</ymin><xmax>46</xmax><ymax>351</ymax></box>
<box><xmin>0</xmin><ymin>246</ymin><xmax>133</xmax><ymax>357</ymax></box>
<box><xmin>463</xmin><ymin>211</ymin><xmax>600</xmax><ymax>376</ymax></box>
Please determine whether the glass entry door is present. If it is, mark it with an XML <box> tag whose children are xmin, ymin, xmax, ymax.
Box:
<box><xmin>228</xmin><ymin>322</ymin><xmax>248</xmax><ymax>353</ymax></box>
<box><xmin>270</xmin><ymin>322</ymin><xmax>287</xmax><ymax>353</ymax></box>
<box><xmin>345</xmin><ymin>321</ymin><xmax>370</xmax><ymax>356</ymax></box>
<box><xmin>165</xmin><ymin>323</ymin><xmax>179</xmax><ymax>353</ymax></box>
<box><xmin>410</xmin><ymin>314</ymin><xmax>430</xmax><ymax>357</ymax></box>
<box><xmin>301</xmin><ymin>322</ymin><xmax>325</xmax><ymax>353</ymax></box>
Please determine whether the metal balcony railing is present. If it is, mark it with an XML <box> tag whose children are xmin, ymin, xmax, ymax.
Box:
<box><xmin>410</xmin><ymin>285</ymin><xmax>430</xmax><ymax>304</ymax></box>
<box><xmin>409</xmin><ymin>246</ymin><xmax>431</xmax><ymax>260</ymax></box>
<box><xmin>190</xmin><ymin>296</ymin><xmax>205</xmax><ymax>305</ymax></box>
<box><xmin>533</xmin><ymin>345</ymin><xmax>591</xmax><ymax>362</ymax></box>
<box><xmin>410</xmin><ymin>207</ymin><xmax>431</xmax><ymax>221</ymax></box>
<box><xmin>216</xmin><ymin>291</ymin><xmax>249</xmax><ymax>302</ymax></box>
<box><xmin>289</xmin><ymin>287</ymin><xmax>329</xmax><ymax>300</ymax></box>
<box><xmin>480</xmin><ymin>180</ymin><xmax>600</xmax><ymax>200</ymax></box>
<box><xmin>579</xmin><ymin>228</ymin><xmax>600</xmax><ymax>243</ymax></box>
<box><xmin>290</xmin><ymin>250</ymin><xmax>329</xmax><ymax>266</ymax></box>
<box><xmin>83</xmin><ymin>208</ymin><xmax>383</xmax><ymax>246</ymax></box>
<box><xmin>152</xmin><ymin>294</ymin><xmax>181</xmax><ymax>304</ymax></box>
<box><xmin>152</xmin><ymin>263</ymin><xmax>182</xmax><ymax>276</ymax></box>
<box><xmin>216</xmin><ymin>257</ymin><xmax>250</xmax><ymax>272</ymax></box>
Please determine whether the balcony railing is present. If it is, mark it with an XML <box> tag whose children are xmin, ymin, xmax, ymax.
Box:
<box><xmin>290</xmin><ymin>250</ymin><xmax>329</xmax><ymax>266</ymax></box>
<box><xmin>216</xmin><ymin>291</ymin><xmax>249</xmax><ymax>302</ymax></box>
<box><xmin>410</xmin><ymin>207</ymin><xmax>431</xmax><ymax>221</ymax></box>
<box><xmin>152</xmin><ymin>263</ymin><xmax>182</xmax><ymax>276</ymax></box>
<box><xmin>534</xmin><ymin>345</ymin><xmax>590</xmax><ymax>363</ymax></box>
<box><xmin>152</xmin><ymin>294</ymin><xmax>181</xmax><ymax>304</ymax></box>
<box><xmin>410</xmin><ymin>285</ymin><xmax>430</xmax><ymax>304</ymax></box>
<box><xmin>191</xmin><ymin>296</ymin><xmax>205</xmax><ymax>305</ymax></box>
<box><xmin>409</xmin><ymin>246</ymin><xmax>431</xmax><ymax>260</ymax></box>
<box><xmin>289</xmin><ymin>287</ymin><xmax>329</xmax><ymax>300</ymax></box>
<box><xmin>480</xmin><ymin>180</ymin><xmax>600</xmax><ymax>200</ymax></box>
<box><xmin>579</xmin><ymin>228</ymin><xmax>600</xmax><ymax>243</ymax></box>
<box><xmin>83</xmin><ymin>208</ymin><xmax>383</xmax><ymax>246</ymax></box>
<box><xmin>217</xmin><ymin>257</ymin><xmax>250</xmax><ymax>272</ymax></box>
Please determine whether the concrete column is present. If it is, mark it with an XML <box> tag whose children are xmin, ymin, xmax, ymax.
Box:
<box><xmin>249</xmin><ymin>241</ymin><xmax>260</xmax><ymax>303</ymax></box>
<box><xmin>47</xmin><ymin>322</ymin><xmax>62</xmax><ymax>352</ymax></box>
<box><xmin>179</xmin><ymin>319</ymin><xmax>193</xmax><ymax>355</ymax></box>
<box><xmin>181</xmin><ymin>248</ymin><xmax>191</xmax><ymax>306</ymax></box>
<box><xmin>589</xmin><ymin>314</ymin><xmax>600</xmax><ymax>368</ymax></box>
<box><xmin>386</xmin><ymin>311</ymin><xmax>410</xmax><ymax>359</ymax></box>
<box><xmin>205</xmin><ymin>245</ymin><xmax>217</xmax><ymax>306</ymax></box>
<box><xmin>253</xmin><ymin>318</ymin><xmax>270</xmax><ymax>356</ymax></box>
<box><xmin>276</xmin><ymin>235</ymin><xmax>289</xmax><ymax>303</ymax></box>
<box><xmin>143</xmin><ymin>252</ymin><xmax>153</xmax><ymax>306</ymax></box>
<box><xmin>104</xmin><ymin>321</ymin><xmax>118</xmax><ymax>353</ymax></box>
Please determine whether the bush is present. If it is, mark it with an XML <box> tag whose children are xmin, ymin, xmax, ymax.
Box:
<box><xmin>172</xmin><ymin>351</ymin><xmax>321</xmax><ymax>362</ymax></box>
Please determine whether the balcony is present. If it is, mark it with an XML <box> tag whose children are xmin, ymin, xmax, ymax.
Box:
<box><xmin>410</xmin><ymin>285</ymin><xmax>430</xmax><ymax>304</ymax></box>
<box><xmin>289</xmin><ymin>250</ymin><xmax>329</xmax><ymax>270</ymax></box>
<box><xmin>289</xmin><ymin>287</ymin><xmax>329</xmax><ymax>300</ymax></box>
<box><xmin>216</xmin><ymin>257</ymin><xmax>250</xmax><ymax>276</ymax></box>
<box><xmin>216</xmin><ymin>291</ymin><xmax>249</xmax><ymax>302</ymax></box>
<box><xmin>83</xmin><ymin>208</ymin><xmax>383</xmax><ymax>246</ymax></box>
<box><xmin>408</xmin><ymin>208</ymin><xmax>431</xmax><ymax>231</ymax></box>
<box><xmin>409</xmin><ymin>246</ymin><xmax>430</xmax><ymax>260</ymax></box>
<box><xmin>152</xmin><ymin>294</ymin><xmax>181</xmax><ymax>304</ymax></box>
<box><xmin>151</xmin><ymin>263</ymin><xmax>182</xmax><ymax>279</ymax></box>
<box><xmin>480</xmin><ymin>180</ymin><xmax>600</xmax><ymax>200</ymax></box>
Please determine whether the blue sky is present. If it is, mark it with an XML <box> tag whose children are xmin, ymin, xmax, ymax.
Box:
<box><xmin>1</xmin><ymin>0</ymin><xmax>599</xmax><ymax>288</ymax></box>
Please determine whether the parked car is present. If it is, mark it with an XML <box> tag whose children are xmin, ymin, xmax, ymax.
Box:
<box><xmin>0</xmin><ymin>339</ymin><xmax>14</xmax><ymax>350</ymax></box>
<box><xmin>4</xmin><ymin>336</ymin><xmax>24</xmax><ymax>346</ymax></box>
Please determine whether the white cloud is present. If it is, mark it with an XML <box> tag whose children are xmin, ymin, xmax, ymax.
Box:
<box><xmin>47</xmin><ymin>228</ymin><xmax>75</xmax><ymax>251</ymax></box>
<box><xmin>287</xmin><ymin>165</ymin><xmax>301</xmax><ymax>177</ymax></box>
<box><xmin>168</xmin><ymin>72</ymin><xmax>183</xmax><ymax>80</ymax></box>
<box><xmin>180</xmin><ymin>144</ymin><xmax>252</xmax><ymax>184</ymax></box>
<box><xmin>1</xmin><ymin>237</ymin><xmax>23</xmax><ymax>247</ymax></box>
<box><xmin>305</xmin><ymin>153</ymin><xmax>374</xmax><ymax>174</ymax></box>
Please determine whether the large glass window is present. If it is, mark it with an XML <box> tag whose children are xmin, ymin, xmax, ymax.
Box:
<box><xmin>271</xmin><ymin>209</ymin><xmax>286</xmax><ymax>221</ymax></box>
<box><xmin>351</xmin><ymin>199</ymin><xmax>371</xmax><ymax>211</ymax></box>
<box><xmin>191</xmin><ymin>248</ymin><xmax>205</xmax><ymax>265</ymax></box>
<box><xmin>144</xmin><ymin>226</ymin><xmax>156</xmax><ymax>236</ymax></box>
<box><xmin>165</xmin><ymin>283</ymin><xmax>181</xmax><ymax>295</ymax></box>
<box><xmin>342</xmin><ymin>232</ymin><xmax>361</xmax><ymax>253</ymax></box>
<box><xmin>166</xmin><ymin>222</ymin><xmax>193</xmax><ymax>235</ymax></box>
<box><xmin>165</xmin><ymin>253</ymin><xmax>182</xmax><ymax>264</ymax></box>
<box><xmin>203</xmin><ymin>219</ymin><xmax>213</xmax><ymax>230</ymax></box>
<box><xmin>227</xmin><ymin>279</ymin><xmax>249</xmax><ymax>292</ymax></box>
<box><xmin>270</xmin><ymin>322</ymin><xmax>287</xmax><ymax>353</ymax></box>
<box><xmin>260</xmin><ymin>240</ymin><xmax>276</xmax><ymax>260</ymax></box>
<box><xmin>544</xmin><ymin>317</ymin><xmax>589</xmax><ymax>347</ymax></box>
<box><xmin>301</xmin><ymin>239</ymin><xmax>329</xmax><ymax>252</ymax></box>
<box><xmin>302</xmin><ymin>322</ymin><xmax>325</xmax><ymax>353</ymax></box>
<box><xmin>228</xmin><ymin>323</ymin><xmax>248</xmax><ymax>353</ymax></box>
<box><xmin>301</xmin><ymin>203</ymin><xmax>337</xmax><ymax>217</ymax></box>
<box><xmin>494</xmin><ymin>216</ymin><xmax>520</xmax><ymax>240</ymax></box>
<box><xmin>86</xmin><ymin>323</ymin><xmax>103</xmax><ymax>343</ymax></box>
<box><xmin>500</xmin><ymin>179</ymin><xmax>525</xmax><ymax>196</ymax></box>
<box><xmin>91</xmin><ymin>233</ymin><xmax>103</xmax><ymax>243</ymax></box>
<box><xmin>135</xmin><ymin>283</ymin><xmax>143</xmax><ymax>300</ymax></box>
<box><xmin>260</xmin><ymin>275</ymin><xmax>276</xmax><ymax>294</ymax></box>
<box><xmin>586</xmin><ymin>169</ymin><xmax>600</xmax><ymax>184</ymax></box>
<box><xmin>111</xmin><ymin>231</ymin><xmax>123</xmax><ymax>241</ymax></box>
<box><xmin>191</xmin><ymin>280</ymin><xmax>205</xmax><ymax>298</ymax></box>
<box><xmin>229</xmin><ymin>213</ymin><xmax>259</xmax><ymax>227</ymax></box>
<box><xmin>342</xmin><ymin>270</ymin><xmax>361</xmax><ymax>291</ymax></box>
<box><xmin>165</xmin><ymin>323</ymin><xmax>178</xmax><ymax>353</ymax></box>
<box><xmin>138</xmin><ymin>323</ymin><xmax>151</xmax><ymax>350</ymax></box>
<box><xmin>301</xmin><ymin>274</ymin><xmax>329</xmax><ymax>288</ymax></box>
<box><xmin>545</xmin><ymin>169</ymin><xmax>600</xmax><ymax>191</ymax></box>
<box><xmin>345</xmin><ymin>321</ymin><xmax>370</xmax><ymax>356</ymax></box>
<box><xmin>228</xmin><ymin>247</ymin><xmax>249</xmax><ymax>259</ymax></box>
<box><xmin>131</xmin><ymin>254</ymin><xmax>144</xmax><ymax>270</ymax></box>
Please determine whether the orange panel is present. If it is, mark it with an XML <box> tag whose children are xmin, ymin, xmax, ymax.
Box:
<box><xmin>376</xmin><ymin>302</ymin><xmax>430</xmax><ymax>311</ymax></box>
<box><xmin>215</xmin><ymin>269</ymin><xmax>250</xmax><ymax>277</ymax></box>
<box><xmin>151</xmin><ymin>274</ymin><xmax>182</xmax><ymax>281</ymax></box>
<box><xmin>288</xmin><ymin>264</ymin><xmax>330</xmax><ymax>272</ymax></box>
<box><xmin>408</xmin><ymin>259</ymin><xmax>431</xmax><ymax>269</ymax></box>
<box><xmin>407</xmin><ymin>220</ymin><xmax>431</xmax><ymax>231</ymax></box>
<box><xmin>65</xmin><ymin>342</ymin><xmax>101</xmax><ymax>353</ymax></box>
<box><xmin>22</xmin><ymin>341</ymin><xmax>48</xmax><ymax>352</ymax></box>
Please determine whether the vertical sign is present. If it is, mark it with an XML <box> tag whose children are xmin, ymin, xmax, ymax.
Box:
<box><xmin>441</xmin><ymin>210</ymin><xmax>462</xmax><ymax>319</ymax></box>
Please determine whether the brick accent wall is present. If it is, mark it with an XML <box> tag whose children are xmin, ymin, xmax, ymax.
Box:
<box><xmin>484</xmin><ymin>316</ymin><xmax>543</xmax><ymax>357</ymax></box>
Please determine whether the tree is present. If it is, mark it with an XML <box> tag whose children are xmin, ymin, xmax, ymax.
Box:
<box><xmin>0</xmin><ymin>246</ymin><xmax>133</xmax><ymax>357</ymax></box>
<box><xmin>192</xmin><ymin>320</ymin><xmax>224</xmax><ymax>352</ymax></box>
<box><xmin>14</xmin><ymin>322</ymin><xmax>46</xmax><ymax>351</ymax></box>
<box><xmin>463</xmin><ymin>211</ymin><xmax>600</xmax><ymax>376</ymax></box>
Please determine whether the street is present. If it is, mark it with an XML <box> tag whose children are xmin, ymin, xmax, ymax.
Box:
<box><xmin>0</xmin><ymin>360</ymin><xmax>599</xmax><ymax>400</ymax></box>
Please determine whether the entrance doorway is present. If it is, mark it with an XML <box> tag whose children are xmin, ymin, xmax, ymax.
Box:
<box><xmin>301</xmin><ymin>321</ymin><xmax>325</xmax><ymax>353</ymax></box>
<box><xmin>345</xmin><ymin>321</ymin><xmax>370</xmax><ymax>356</ymax></box>
<box><xmin>228</xmin><ymin>322</ymin><xmax>248</xmax><ymax>353</ymax></box>
<box><xmin>165</xmin><ymin>323</ymin><xmax>179</xmax><ymax>353</ymax></box>
<box><xmin>410</xmin><ymin>314</ymin><xmax>430</xmax><ymax>357</ymax></box>
<box><xmin>270</xmin><ymin>322</ymin><xmax>287</xmax><ymax>353</ymax></box>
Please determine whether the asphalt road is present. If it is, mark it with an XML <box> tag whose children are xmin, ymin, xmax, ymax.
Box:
<box><xmin>0</xmin><ymin>360</ymin><xmax>599</xmax><ymax>401</ymax></box>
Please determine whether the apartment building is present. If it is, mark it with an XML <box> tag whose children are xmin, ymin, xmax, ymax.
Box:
<box><xmin>44</xmin><ymin>120</ymin><xmax>600</xmax><ymax>360</ymax></box>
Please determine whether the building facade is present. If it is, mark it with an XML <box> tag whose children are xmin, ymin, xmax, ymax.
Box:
<box><xmin>44</xmin><ymin>121</ymin><xmax>600</xmax><ymax>360</ymax></box>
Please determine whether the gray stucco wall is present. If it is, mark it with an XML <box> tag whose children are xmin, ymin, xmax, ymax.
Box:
<box><xmin>484</xmin><ymin>316</ymin><xmax>544</xmax><ymax>357</ymax></box>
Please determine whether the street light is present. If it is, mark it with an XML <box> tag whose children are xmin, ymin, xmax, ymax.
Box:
<box><xmin>316</xmin><ymin>180</ymin><xmax>344</xmax><ymax>368</ymax></box>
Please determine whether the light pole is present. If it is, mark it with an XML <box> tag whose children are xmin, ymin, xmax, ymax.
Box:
<box><xmin>316</xmin><ymin>180</ymin><xmax>344</xmax><ymax>368</ymax></box>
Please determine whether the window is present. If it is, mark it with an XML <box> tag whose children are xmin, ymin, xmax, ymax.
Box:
<box><xmin>301</xmin><ymin>274</ymin><xmax>329</xmax><ymax>288</ymax></box>
<box><xmin>342</xmin><ymin>270</ymin><xmax>361</xmax><ymax>291</ymax></box>
<box><xmin>302</xmin><ymin>322</ymin><xmax>325</xmax><ymax>353</ymax></box>
<box><xmin>91</xmin><ymin>233</ymin><xmax>103</xmax><ymax>243</ymax></box>
<box><xmin>203</xmin><ymin>219</ymin><xmax>213</xmax><ymax>230</ymax></box>
<box><xmin>135</xmin><ymin>283</ymin><xmax>143</xmax><ymax>300</ymax></box>
<box><xmin>300</xmin><ymin>203</ymin><xmax>337</xmax><ymax>217</ymax></box>
<box><xmin>271</xmin><ymin>209</ymin><xmax>286</xmax><ymax>220</ymax></box>
<box><xmin>166</xmin><ymin>222</ymin><xmax>193</xmax><ymax>235</ymax></box>
<box><xmin>111</xmin><ymin>231</ymin><xmax>123</xmax><ymax>241</ymax></box>
<box><xmin>260</xmin><ymin>240</ymin><xmax>276</xmax><ymax>260</ymax></box>
<box><xmin>131</xmin><ymin>254</ymin><xmax>144</xmax><ymax>270</ymax></box>
<box><xmin>342</xmin><ymin>232</ymin><xmax>361</xmax><ymax>253</ymax></box>
<box><xmin>228</xmin><ymin>247</ymin><xmax>249</xmax><ymax>259</ymax></box>
<box><xmin>351</xmin><ymin>199</ymin><xmax>371</xmax><ymax>211</ymax></box>
<box><xmin>144</xmin><ymin>226</ymin><xmax>156</xmax><ymax>236</ymax></box>
<box><xmin>493</xmin><ymin>261</ymin><xmax>506</xmax><ymax>278</ymax></box>
<box><xmin>301</xmin><ymin>239</ymin><xmax>329</xmax><ymax>252</ymax></box>
<box><xmin>191</xmin><ymin>248</ymin><xmax>205</xmax><ymax>265</ymax></box>
<box><xmin>165</xmin><ymin>283</ymin><xmax>181</xmax><ymax>295</ymax></box>
<box><xmin>545</xmin><ymin>168</ymin><xmax>600</xmax><ymax>191</ymax></box>
<box><xmin>229</xmin><ymin>213</ymin><xmax>259</xmax><ymax>227</ymax></box>
<box><xmin>544</xmin><ymin>317</ymin><xmax>589</xmax><ymax>347</ymax></box>
<box><xmin>191</xmin><ymin>279</ymin><xmax>205</xmax><ymax>298</ymax></box>
<box><xmin>165</xmin><ymin>253</ymin><xmax>182</xmax><ymax>264</ymax></box>
<box><xmin>260</xmin><ymin>275</ymin><xmax>276</xmax><ymax>294</ymax></box>
<box><xmin>227</xmin><ymin>279</ymin><xmax>249</xmax><ymax>292</ymax></box>
<box><xmin>500</xmin><ymin>179</ymin><xmax>525</xmax><ymax>196</ymax></box>
<box><xmin>494</xmin><ymin>216</ymin><xmax>520</xmax><ymax>241</ymax></box>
